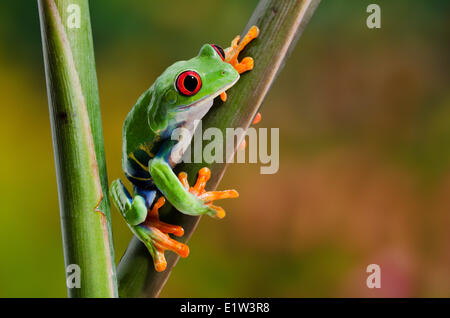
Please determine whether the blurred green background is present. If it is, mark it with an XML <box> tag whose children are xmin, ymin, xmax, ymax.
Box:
<box><xmin>0</xmin><ymin>0</ymin><xmax>449</xmax><ymax>297</ymax></box>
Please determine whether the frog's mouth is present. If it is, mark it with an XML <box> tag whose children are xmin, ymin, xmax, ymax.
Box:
<box><xmin>177</xmin><ymin>77</ymin><xmax>239</xmax><ymax>111</ymax></box>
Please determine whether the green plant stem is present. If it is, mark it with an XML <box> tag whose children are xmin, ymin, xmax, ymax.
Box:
<box><xmin>38</xmin><ymin>0</ymin><xmax>117</xmax><ymax>297</ymax></box>
<box><xmin>117</xmin><ymin>0</ymin><xmax>321</xmax><ymax>298</ymax></box>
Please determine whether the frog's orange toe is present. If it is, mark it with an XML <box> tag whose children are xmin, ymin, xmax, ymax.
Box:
<box><xmin>220</xmin><ymin>91</ymin><xmax>227</xmax><ymax>102</ymax></box>
<box><xmin>199</xmin><ymin>190</ymin><xmax>239</xmax><ymax>202</ymax></box>
<box><xmin>154</xmin><ymin>249</ymin><xmax>167</xmax><ymax>272</ymax></box>
<box><xmin>153</xmin><ymin>240</ymin><xmax>189</xmax><ymax>272</ymax></box>
<box><xmin>178</xmin><ymin>172</ymin><xmax>189</xmax><ymax>190</ymax></box>
<box><xmin>156</xmin><ymin>221</ymin><xmax>184</xmax><ymax>237</ymax></box>
<box><xmin>207</xmin><ymin>204</ymin><xmax>226</xmax><ymax>220</ymax></box>
<box><xmin>252</xmin><ymin>112</ymin><xmax>262</xmax><ymax>125</ymax></box>
<box><xmin>225</xmin><ymin>25</ymin><xmax>259</xmax><ymax>75</ymax></box>
<box><xmin>177</xmin><ymin>244</ymin><xmax>190</xmax><ymax>258</ymax></box>
<box><xmin>248</xmin><ymin>26</ymin><xmax>260</xmax><ymax>41</ymax></box>
<box><xmin>153</xmin><ymin>235</ymin><xmax>190</xmax><ymax>259</ymax></box>
<box><xmin>192</xmin><ymin>167</ymin><xmax>211</xmax><ymax>195</ymax></box>
<box><xmin>235</xmin><ymin>57</ymin><xmax>254</xmax><ymax>74</ymax></box>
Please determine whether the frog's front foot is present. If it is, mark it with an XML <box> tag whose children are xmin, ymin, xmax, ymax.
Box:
<box><xmin>138</xmin><ymin>196</ymin><xmax>189</xmax><ymax>272</ymax></box>
<box><xmin>219</xmin><ymin>26</ymin><xmax>259</xmax><ymax>102</ymax></box>
<box><xmin>225</xmin><ymin>25</ymin><xmax>259</xmax><ymax>74</ymax></box>
<box><xmin>178</xmin><ymin>167</ymin><xmax>239</xmax><ymax>219</ymax></box>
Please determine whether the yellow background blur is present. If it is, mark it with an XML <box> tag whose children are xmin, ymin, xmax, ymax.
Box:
<box><xmin>0</xmin><ymin>1</ymin><xmax>449</xmax><ymax>297</ymax></box>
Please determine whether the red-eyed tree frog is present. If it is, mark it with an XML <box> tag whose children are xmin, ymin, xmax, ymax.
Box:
<box><xmin>110</xmin><ymin>26</ymin><xmax>259</xmax><ymax>272</ymax></box>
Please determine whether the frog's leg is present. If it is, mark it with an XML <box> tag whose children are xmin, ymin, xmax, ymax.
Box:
<box><xmin>220</xmin><ymin>25</ymin><xmax>259</xmax><ymax>102</ymax></box>
<box><xmin>148</xmin><ymin>156</ymin><xmax>238</xmax><ymax>219</ymax></box>
<box><xmin>110</xmin><ymin>179</ymin><xmax>147</xmax><ymax>225</ymax></box>
<box><xmin>110</xmin><ymin>179</ymin><xmax>188</xmax><ymax>272</ymax></box>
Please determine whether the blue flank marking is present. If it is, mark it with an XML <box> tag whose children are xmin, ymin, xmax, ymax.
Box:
<box><xmin>134</xmin><ymin>188</ymin><xmax>157</xmax><ymax>209</ymax></box>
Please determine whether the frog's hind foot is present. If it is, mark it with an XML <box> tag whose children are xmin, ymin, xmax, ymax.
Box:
<box><xmin>110</xmin><ymin>180</ymin><xmax>189</xmax><ymax>272</ymax></box>
<box><xmin>225</xmin><ymin>25</ymin><xmax>259</xmax><ymax>75</ymax></box>
<box><xmin>178</xmin><ymin>167</ymin><xmax>239</xmax><ymax>219</ymax></box>
<box><xmin>140</xmin><ymin>196</ymin><xmax>189</xmax><ymax>272</ymax></box>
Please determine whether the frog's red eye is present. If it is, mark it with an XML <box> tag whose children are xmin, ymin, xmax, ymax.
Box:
<box><xmin>211</xmin><ymin>44</ymin><xmax>225</xmax><ymax>61</ymax></box>
<box><xmin>176</xmin><ymin>70</ymin><xmax>202</xmax><ymax>96</ymax></box>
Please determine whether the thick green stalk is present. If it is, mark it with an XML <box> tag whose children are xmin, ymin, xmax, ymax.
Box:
<box><xmin>118</xmin><ymin>0</ymin><xmax>321</xmax><ymax>297</ymax></box>
<box><xmin>38</xmin><ymin>0</ymin><xmax>117</xmax><ymax>297</ymax></box>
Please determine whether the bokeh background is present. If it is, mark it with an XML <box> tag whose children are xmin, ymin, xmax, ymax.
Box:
<box><xmin>0</xmin><ymin>0</ymin><xmax>449</xmax><ymax>297</ymax></box>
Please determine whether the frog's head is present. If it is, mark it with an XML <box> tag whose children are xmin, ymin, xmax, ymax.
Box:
<box><xmin>148</xmin><ymin>44</ymin><xmax>239</xmax><ymax>134</ymax></box>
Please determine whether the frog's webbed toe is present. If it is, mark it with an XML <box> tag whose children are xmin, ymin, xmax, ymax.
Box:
<box><xmin>178</xmin><ymin>167</ymin><xmax>239</xmax><ymax>219</ymax></box>
<box><xmin>224</xmin><ymin>25</ymin><xmax>259</xmax><ymax>75</ymax></box>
